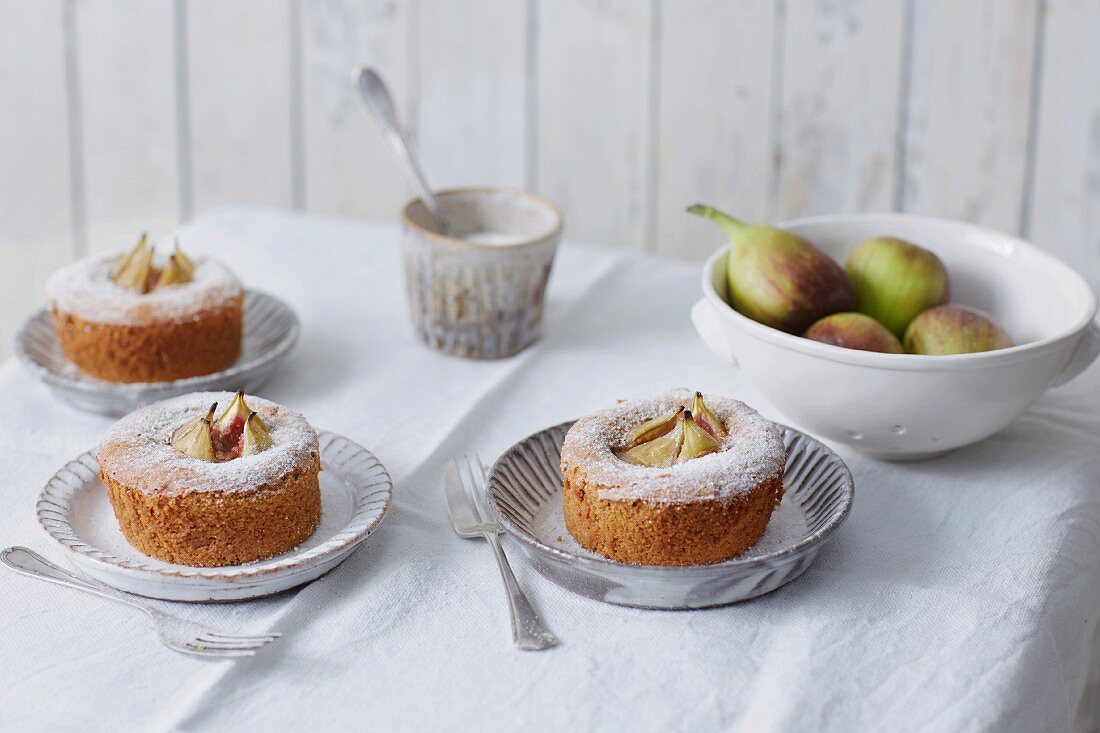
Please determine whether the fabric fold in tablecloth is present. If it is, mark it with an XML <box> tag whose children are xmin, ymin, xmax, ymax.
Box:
<box><xmin>2</xmin><ymin>209</ymin><xmax>1099</xmax><ymax>733</ymax></box>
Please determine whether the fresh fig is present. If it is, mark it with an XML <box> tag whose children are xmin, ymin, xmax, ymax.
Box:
<box><xmin>240</xmin><ymin>411</ymin><xmax>275</xmax><ymax>457</ymax></box>
<box><xmin>688</xmin><ymin>204</ymin><xmax>854</xmax><ymax>334</ymax></box>
<box><xmin>903</xmin><ymin>305</ymin><xmax>1013</xmax><ymax>355</ymax></box>
<box><xmin>844</xmin><ymin>236</ymin><xmax>949</xmax><ymax>337</ymax></box>
<box><xmin>691</xmin><ymin>392</ymin><xmax>728</xmax><ymax>441</ymax></box>
<box><xmin>619</xmin><ymin>411</ymin><xmax>685</xmax><ymax>467</ymax></box>
<box><xmin>678</xmin><ymin>411</ymin><xmax>720</xmax><ymax>461</ymax></box>
<box><xmin>803</xmin><ymin>312</ymin><xmax>904</xmax><ymax>354</ymax></box>
<box><xmin>624</xmin><ymin>407</ymin><xmax>684</xmax><ymax>449</ymax></box>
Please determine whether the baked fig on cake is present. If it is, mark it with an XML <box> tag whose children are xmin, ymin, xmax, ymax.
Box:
<box><xmin>97</xmin><ymin>391</ymin><xmax>321</xmax><ymax>567</ymax></box>
<box><xmin>45</xmin><ymin>234</ymin><xmax>244</xmax><ymax>382</ymax></box>
<box><xmin>561</xmin><ymin>390</ymin><xmax>786</xmax><ymax>566</ymax></box>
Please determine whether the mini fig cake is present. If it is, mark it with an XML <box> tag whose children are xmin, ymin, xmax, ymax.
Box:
<box><xmin>561</xmin><ymin>390</ymin><xmax>786</xmax><ymax>566</ymax></box>
<box><xmin>97</xmin><ymin>391</ymin><xmax>321</xmax><ymax>567</ymax></box>
<box><xmin>46</xmin><ymin>234</ymin><xmax>244</xmax><ymax>382</ymax></box>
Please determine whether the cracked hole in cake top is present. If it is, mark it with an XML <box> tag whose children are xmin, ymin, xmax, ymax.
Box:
<box><xmin>616</xmin><ymin>392</ymin><xmax>726</xmax><ymax>467</ymax></box>
<box><xmin>169</xmin><ymin>391</ymin><xmax>273</xmax><ymax>462</ymax></box>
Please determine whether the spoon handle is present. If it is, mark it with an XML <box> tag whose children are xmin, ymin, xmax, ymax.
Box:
<box><xmin>1</xmin><ymin>546</ymin><xmax>153</xmax><ymax>618</ymax></box>
<box><xmin>352</xmin><ymin>67</ymin><xmax>454</xmax><ymax>237</ymax></box>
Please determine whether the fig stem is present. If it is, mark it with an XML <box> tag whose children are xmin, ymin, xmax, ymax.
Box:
<box><xmin>686</xmin><ymin>204</ymin><xmax>747</xmax><ymax>239</ymax></box>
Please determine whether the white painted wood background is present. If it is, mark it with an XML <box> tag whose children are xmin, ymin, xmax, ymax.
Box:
<box><xmin>1</xmin><ymin>0</ymin><xmax>1098</xmax><ymax>362</ymax></box>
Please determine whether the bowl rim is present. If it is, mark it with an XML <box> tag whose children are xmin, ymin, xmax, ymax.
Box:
<box><xmin>701</xmin><ymin>212</ymin><xmax>1098</xmax><ymax>369</ymax></box>
<box><xmin>401</xmin><ymin>186</ymin><xmax>564</xmax><ymax>251</ymax></box>
<box><xmin>486</xmin><ymin>420</ymin><xmax>854</xmax><ymax>576</ymax></box>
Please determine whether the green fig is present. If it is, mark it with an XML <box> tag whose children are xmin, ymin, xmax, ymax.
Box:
<box><xmin>691</xmin><ymin>392</ymin><xmax>727</xmax><ymax>441</ymax></box>
<box><xmin>803</xmin><ymin>312</ymin><xmax>904</xmax><ymax>354</ymax></box>
<box><xmin>114</xmin><ymin>238</ymin><xmax>154</xmax><ymax>293</ymax></box>
<box><xmin>623</xmin><ymin>406</ymin><xmax>684</xmax><ymax>449</ymax></box>
<box><xmin>678</xmin><ymin>411</ymin><xmax>720</xmax><ymax>461</ymax></box>
<box><xmin>844</xmin><ymin>236</ymin><xmax>949</xmax><ymax>337</ymax></box>
<box><xmin>903</xmin><ymin>305</ymin><xmax>1013</xmax><ymax>355</ymax></box>
<box><xmin>619</xmin><ymin>411</ymin><xmax>685</xmax><ymax>468</ymax></box>
<box><xmin>239</xmin><ymin>411</ymin><xmax>275</xmax><ymax>457</ymax></box>
<box><xmin>170</xmin><ymin>407</ymin><xmax>216</xmax><ymax>462</ymax></box>
<box><xmin>154</xmin><ymin>254</ymin><xmax>186</xmax><ymax>290</ymax></box>
<box><xmin>688</xmin><ymin>204</ymin><xmax>854</xmax><ymax>334</ymax></box>
<box><xmin>214</xmin><ymin>391</ymin><xmax>264</xmax><ymax>443</ymax></box>
<box><xmin>112</xmin><ymin>233</ymin><xmax>147</xmax><ymax>280</ymax></box>
<box><xmin>173</xmin><ymin>239</ymin><xmax>196</xmax><ymax>280</ymax></box>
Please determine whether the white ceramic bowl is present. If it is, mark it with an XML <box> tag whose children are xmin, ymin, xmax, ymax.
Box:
<box><xmin>692</xmin><ymin>213</ymin><xmax>1100</xmax><ymax>460</ymax></box>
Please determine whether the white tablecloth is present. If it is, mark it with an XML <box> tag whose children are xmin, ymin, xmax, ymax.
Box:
<box><xmin>3</xmin><ymin>210</ymin><xmax>1099</xmax><ymax>733</ymax></box>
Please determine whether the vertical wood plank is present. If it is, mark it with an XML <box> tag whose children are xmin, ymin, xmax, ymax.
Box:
<box><xmin>656</xmin><ymin>0</ymin><xmax>777</xmax><ymax>259</ymax></box>
<box><xmin>300</xmin><ymin>0</ymin><xmax>413</xmax><ymax>219</ymax></box>
<box><xmin>75</xmin><ymin>0</ymin><xmax>181</xmax><ymax>253</ymax></box>
<box><xmin>536</xmin><ymin>0</ymin><xmax>655</xmax><ymax>249</ymax></box>
<box><xmin>0</xmin><ymin>0</ymin><xmax>75</xmax><ymax>358</ymax></box>
<box><xmin>902</xmin><ymin>0</ymin><xmax>1039</xmax><ymax>231</ymax></box>
<box><xmin>1028</xmin><ymin>0</ymin><xmax>1100</xmax><ymax>285</ymax></box>
<box><xmin>186</xmin><ymin>0</ymin><xmax>295</xmax><ymax>212</ymax></box>
<box><xmin>418</xmin><ymin>0</ymin><xmax>528</xmax><ymax>189</ymax></box>
<box><xmin>776</xmin><ymin>0</ymin><xmax>907</xmax><ymax>219</ymax></box>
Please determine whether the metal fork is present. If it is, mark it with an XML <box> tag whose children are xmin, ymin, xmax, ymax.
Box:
<box><xmin>1</xmin><ymin>547</ymin><xmax>280</xmax><ymax>659</ymax></box>
<box><xmin>444</xmin><ymin>455</ymin><xmax>559</xmax><ymax>650</ymax></box>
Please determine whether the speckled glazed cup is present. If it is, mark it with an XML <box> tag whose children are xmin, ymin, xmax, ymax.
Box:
<box><xmin>401</xmin><ymin>188</ymin><xmax>563</xmax><ymax>359</ymax></box>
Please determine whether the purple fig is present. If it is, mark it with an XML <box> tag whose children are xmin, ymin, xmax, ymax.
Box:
<box><xmin>903</xmin><ymin>305</ymin><xmax>1013</xmax><ymax>355</ymax></box>
<box><xmin>688</xmin><ymin>204</ymin><xmax>854</xmax><ymax>334</ymax></box>
<box><xmin>803</xmin><ymin>313</ymin><xmax>904</xmax><ymax>353</ymax></box>
<box><xmin>844</xmin><ymin>236</ymin><xmax>949</xmax><ymax>337</ymax></box>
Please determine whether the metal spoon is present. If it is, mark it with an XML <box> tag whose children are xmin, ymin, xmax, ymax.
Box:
<box><xmin>352</xmin><ymin>66</ymin><xmax>454</xmax><ymax>237</ymax></box>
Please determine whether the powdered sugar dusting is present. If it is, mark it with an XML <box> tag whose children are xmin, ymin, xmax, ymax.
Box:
<box><xmin>561</xmin><ymin>390</ymin><xmax>785</xmax><ymax>505</ymax></box>
<box><xmin>98</xmin><ymin>392</ymin><xmax>318</xmax><ymax>496</ymax></box>
<box><xmin>46</xmin><ymin>249</ymin><xmax>243</xmax><ymax>325</ymax></box>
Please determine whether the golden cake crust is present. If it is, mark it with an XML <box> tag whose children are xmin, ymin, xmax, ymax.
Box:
<box><xmin>97</xmin><ymin>392</ymin><xmax>321</xmax><ymax>567</ymax></box>
<box><xmin>563</xmin><ymin>466</ymin><xmax>783</xmax><ymax>566</ymax></box>
<box><xmin>46</xmin><ymin>250</ymin><xmax>244</xmax><ymax>383</ymax></box>
<box><xmin>102</xmin><ymin>455</ymin><xmax>320</xmax><ymax>567</ymax></box>
<box><xmin>560</xmin><ymin>391</ymin><xmax>786</xmax><ymax>566</ymax></box>
<box><xmin>52</xmin><ymin>296</ymin><xmax>242</xmax><ymax>383</ymax></box>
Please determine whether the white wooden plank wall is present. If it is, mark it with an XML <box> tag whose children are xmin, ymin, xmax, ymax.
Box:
<box><xmin>1028</xmin><ymin>0</ymin><xmax>1100</xmax><ymax>287</ymax></box>
<box><xmin>301</xmin><ymin>0</ymin><xmax>413</xmax><ymax>218</ymax></box>
<box><xmin>536</xmin><ymin>0</ymin><xmax>655</xmax><ymax>250</ymax></box>
<box><xmin>656</xmin><ymin>0</ymin><xmax>778</xmax><ymax>259</ymax></box>
<box><xmin>0</xmin><ymin>0</ymin><xmax>75</xmax><ymax>357</ymax></box>
<box><xmin>76</xmin><ymin>0</ymin><xmax>182</xmax><ymax>254</ymax></box>
<box><xmin>1</xmin><ymin>0</ymin><xmax>1098</xmax><ymax>362</ymax></box>
<box><xmin>419</xmin><ymin>0</ymin><xmax>528</xmax><ymax>190</ymax></box>
<box><xmin>902</xmin><ymin>0</ymin><xmax>1040</xmax><ymax>231</ymax></box>
<box><xmin>187</xmin><ymin>1</ymin><xmax>297</xmax><ymax>212</ymax></box>
<box><xmin>776</xmin><ymin>0</ymin><xmax>906</xmax><ymax>218</ymax></box>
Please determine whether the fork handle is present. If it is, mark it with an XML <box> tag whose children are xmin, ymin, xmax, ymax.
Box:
<box><xmin>1</xmin><ymin>547</ymin><xmax>152</xmax><ymax>617</ymax></box>
<box><xmin>482</xmin><ymin>533</ymin><xmax>559</xmax><ymax>651</ymax></box>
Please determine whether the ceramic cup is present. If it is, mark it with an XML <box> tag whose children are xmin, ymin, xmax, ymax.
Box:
<box><xmin>401</xmin><ymin>188</ymin><xmax>563</xmax><ymax>359</ymax></box>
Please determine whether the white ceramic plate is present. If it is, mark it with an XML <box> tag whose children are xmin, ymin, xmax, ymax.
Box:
<box><xmin>487</xmin><ymin>421</ymin><xmax>853</xmax><ymax>609</ymax></box>
<box><xmin>36</xmin><ymin>431</ymin><xmax>393</xmax><ymax>602</ymax></box>
<box><xmin>15</xmin><ymin>290</ymin><xmax>299</xmax><ymax>417</ymax></box>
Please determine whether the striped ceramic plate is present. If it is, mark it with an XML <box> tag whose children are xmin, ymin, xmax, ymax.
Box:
<box><xmin>37</xmin><ymin>431</ymin><xmax>392</xmax><ymax>602</ymax></box>
<box><xmin>14</xmin><ymin>290</ymin><xmax>298</xmax><ymax>416</ymax></box>
<box><xmin>486</xmin><ymin>421</ymin><xmax>854</xmax><ymax>609</ymax></box>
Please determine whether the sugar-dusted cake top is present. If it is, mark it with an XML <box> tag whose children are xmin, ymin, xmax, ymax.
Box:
<box><xmin>97</xmin><ymin>392</ymin><xmax>318</xmax><ymax>496</ymax></box>
<box><xmin>46</xmin><ymin>246</ymin><xmax>242</xmax><ymax>325</ymax></box>
<box><xmin>560</xmin><ymin>389</ymin><xmax>785</xmax><ymax>505</ymax></box>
